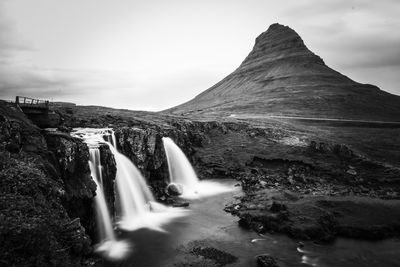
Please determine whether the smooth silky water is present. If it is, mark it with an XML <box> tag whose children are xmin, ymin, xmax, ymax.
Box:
<box><xmin>162</xmin><ymin>137</ymin><xmax>234</xmax><ymax>199</ymax></box>
<box><xmin>87</xmin><ymin>143</ymin><xmax>130</xmax><ymax>260</ymax></box>
<box><xmin>106</xmin><ymin>141</ymin><xmax>187</xmax><ymax>232</ymax></box>
<box><xmin>72</xmin><ymin>128</ymin><xmax>187</xmax><ymax>260</ymax></box>
<box><xmin>104</xmin><ymin>179</ymin><xmax>400</xmax><ymax>267</ymax></box>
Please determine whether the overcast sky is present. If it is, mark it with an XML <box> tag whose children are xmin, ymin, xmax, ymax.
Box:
<box><xmin>0</xmin><ymin>0</ymin><xmax>399</xmax><ymax>111</ymax></box>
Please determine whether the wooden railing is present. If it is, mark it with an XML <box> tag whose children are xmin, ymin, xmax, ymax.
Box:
<box><xmin>15</xmin><ymin>96</ymin><xmax>49</xmax><ymax>109</ymax></box>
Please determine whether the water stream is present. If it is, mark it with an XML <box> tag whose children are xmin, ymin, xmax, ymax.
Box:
<box><xmin>105</xmin><ymin>179</ymin><xmax>400</xmax><ymax>267</ymax></box>
<box><xmin>72</xmin><ymin>128</ymin><xmax>187</xmax><ymax>259</ymax></box>
<box><xmin>88</xmin><ymin>149</ymin><xmax>115</xmax><ymax>242</ymax></box>
<box><xmin>87</xmin><ymin>143</ymin><xmax>130</xmax><ymax>260</ymax></box>
<box><xmin>106</xmin><ymin>140</ymin><xmax>186</xmax><ymax>232</ymax></box>
<box><xmin>162</xmin><ymin>137</ymin><xmax>234</xmax><ymax>199</ymax></box>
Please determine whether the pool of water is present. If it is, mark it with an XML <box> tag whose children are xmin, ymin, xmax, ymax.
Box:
<box><xmin>104</xmin><ymin>180</ymin><xmax>400</xmax><ymax>267</ymax></box>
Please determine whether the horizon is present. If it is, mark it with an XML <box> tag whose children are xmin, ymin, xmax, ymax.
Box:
<box><xmin>0</xmin><ymin>0</ymin><xmax>399</xmax><ymax>111</ymax></box>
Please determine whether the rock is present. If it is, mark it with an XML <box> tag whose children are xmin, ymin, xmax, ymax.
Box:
<box><xmin>347</xmin><ymin>169</ymin><xmax>357</xmax><ymax>175</ymax></box>
<box><xmin>270</xmin><ymin>201</ymin><xmax>287</xmax><ymax>212</ymax></box>
<box><xmin>44</xmin><ymin>132</ymin><xmax>98</xmax><ymax>238</ymax></box>
<box><xmin>333</xmin><ymin>144</ymin><xmax>354</xmax><ymax>158</ymax></box>
<box><xmin>0</xmin><ymin>100</ymin><xmax>94</xmax><ymax>266</ymax></box>
<box><xmin>167</xmin><ymin>183</ymin><xmax>183</xmax><ymax>196</ymax></box>
<box><xmin>57</xmin><ymin>125</ymin><xmax>72</xmax><ymax>133</ymax></box>
<box><xmin>191</xmin><ymin>246</ymin><xmax>237</xmax><ymax>266</ymax></box>
<box><xmin>256</xmin><ymin>255</ymin><xmax>279</xmax><ymax>267</ymax></box>
<box><xmin>283</xmin><ymin>190</ymin><xmax>299</xmax><ymax>201</ymax></box>
<box><xmin>172</xmin><ymin>202</ymin><xmax>189</xmax><ymax>208</ymax></box>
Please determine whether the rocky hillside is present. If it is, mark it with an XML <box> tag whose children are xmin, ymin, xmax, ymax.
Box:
<box><xmin>167</xmin><ymin>23</ymin><xmax>400</xmax><ymax>121</ymax></box>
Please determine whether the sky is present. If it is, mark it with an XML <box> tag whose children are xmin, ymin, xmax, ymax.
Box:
<box><xmin>0</xmin><ymin>0</ymin><xmax>399</xmax><ymax>111</ymax></box>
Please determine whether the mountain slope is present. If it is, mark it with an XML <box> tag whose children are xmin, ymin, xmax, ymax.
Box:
<box><xmin>166</xmin><ymin>23</ymin><xmax>400</xmax><ymax>121</ymax></box>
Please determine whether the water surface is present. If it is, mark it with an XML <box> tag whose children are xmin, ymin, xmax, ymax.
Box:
<box><xmin>105</xmin><ymin>180</ymin><xmax>400</xmax><ymax>267</ymax></box>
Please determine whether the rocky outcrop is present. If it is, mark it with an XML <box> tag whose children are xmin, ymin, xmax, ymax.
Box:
<box><xmin>0</xmin><ymin>155</ymin><xmax>92</xmax><ymax>266</ymax></box>
<box><xmin>44</xmin><ymin>132</ymin><xmax>117</xmax><ymax>240</ymax></box>
<box><xmin>0</xmin><ymin>101</ymin><xmax>95</xmax><ymax>266</ymax></box>
<box><xmin>44</xmin><ymin>132</ymin><xmax>97</xmax><ymax>238</ymax></box>
<box><xmin>227</xmin><ymin>186</ymin><xmax>400</xmax><ymax>242</ymax></box>
<box><xmin>98</xmin><ymin>143</ymin><xmax>116</xmax><ymax>217</ymax></box>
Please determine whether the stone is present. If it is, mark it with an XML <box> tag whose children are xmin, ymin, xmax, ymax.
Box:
<box><xmin>167</xmin><ymin>183</ymin><xmax>183</xmax><ymax>196</ymax></box>
<box><xmin>283</xmin><ymin>190</ymin><xmax>299</xmax><ymax>201</ymax></box>
<box><xmin>270</xmin><ymin>201</ymin><xmax>287</xmax><ymax>212</ymax></box>
<box><xmin>347</xmin><ymin>169</ymin><xmax>357</xmax><ymax>175</ymax></box>
<box><xmin>191</xmin><ymin>246</ymin><xmax>237</xmax><ymax>266</ymax></box>
<box><xmin>172</xmin><ymin>202</ymin><xmax>189</xmax><ymax>208</ymax></box>
<box><xmin>256</xmin><ymin>255</ymin><xmax>279</xmax><ymax>267</ymax></box>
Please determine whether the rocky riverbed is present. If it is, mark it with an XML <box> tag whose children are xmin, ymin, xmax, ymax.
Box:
<box><xmin>226</xmin><ymin>174</ymin><xmax>400</xmax><ymax>242</ymax></box>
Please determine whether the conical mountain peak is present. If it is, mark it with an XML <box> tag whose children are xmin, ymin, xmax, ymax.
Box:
<box><xmin>166</xmin><ymin>23</ymin><xmax>400</xmax><ymax>121</ymax></box>
<box><xmin>255</xmin><ymin>23</ymin><xmax>304</xmax><ymax>49</ymax></box>
<box><xmin>240</xmin><ymin>23</ymin><xmax>324</xmax><ymax>69</ymax></box>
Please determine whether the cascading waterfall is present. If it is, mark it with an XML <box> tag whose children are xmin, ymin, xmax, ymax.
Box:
<box><xmin>90</xmin><ymin>149</ymin><xmax>104</xmax><ymax>185</ymax></box>
<box><xmin>88</xmin><ymin>148</ymin><xmax>115</xmax><ymax>242</ymax></box>
<box><xmin>162</xmin><ymin>137</ymin><xmax>199</xmax><ymax>189</ymax></box>
<box><xmin>106</xmin><ymin>144</ymin><xmax>154</xmax><ymax>219</ymax></box>
<box><xmin>162</xmin><ymin>137</ymin><xmax>234</xmax><ymax>199</ymax></box>
<box><xmin>72</xmin><ymin>128</ymin><xmax>130</xmax><ymax>260</ymax></box>
<box><xmin>73</xmin><ymin>128</ymin><xmax>187</xmax><ymax>235</ymax></box>
<box><xmin>106</xmin><ymin>131</ymin><xmax>187</xmax><ymax>232</ymax></box>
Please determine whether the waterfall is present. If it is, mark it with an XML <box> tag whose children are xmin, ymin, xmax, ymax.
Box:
<box><xmin>106</xmin><ymin>132</ymin><xmax>187</xmax><ymax>232</ymax></box>
<box><xmin>89</xmin><ymin>148</ymin><xmax>115</xmax><ymax>242</ymax></box>
<box><xmin>162</xmin><ymin>137</ymin><xmax>199</xmax><ymax>189</ymax></box>
<box><xmin>74</xmin><ymin>128</ymin><xmax>187</xmax><ymax>233</ymax></box>
<box><xmin>72</xmin><ymin>129</ymin><xmax>130</xmax><ymax>260</ymax></box>
<box><xmin>106</xmin><ymin>143</ymin><xmax>155</xmax><ymax>220</ymax></box>
<box><xmin>162</xmin><ymin>137</ymin><xmax>234</xmax><ymax>199</ymax></box>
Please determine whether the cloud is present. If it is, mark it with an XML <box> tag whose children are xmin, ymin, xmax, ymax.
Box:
<box><xmin>0</xmin><ymin>3</ymin><xmax>33</xmax><ymax>61</ymax></box>
<box><xmin>0</xmin><ymin>0</ymin><xmax>399</xmax><ymax>109</ymax></box>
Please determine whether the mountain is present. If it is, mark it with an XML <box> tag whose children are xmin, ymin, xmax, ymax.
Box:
<box><xmin>166</xmin><ymin>23</ymin><xmax>400</xmax><ymax>121</ymax></box>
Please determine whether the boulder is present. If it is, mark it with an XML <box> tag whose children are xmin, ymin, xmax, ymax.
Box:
<box><xmin>167</xmin><ymin>183</ymin><xmax>183</xmax><ymax>196</ymax></box>
<box><xmin>256</xmin><ymin>255</ymin><xmax>279</xmax><ymax>267</ymax></box>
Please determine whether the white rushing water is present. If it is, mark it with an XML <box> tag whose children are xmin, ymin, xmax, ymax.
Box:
<box><xmin>162</xmin><ymin>137</ymin><xmax>235</xmax><ymax>199</ymax></box>
<box><xmin>88</xmin><ymin>150</ymin><xmax>115</xmax><ymax>242</ymax></box>
<box><xmin>105</xmin><ymin>136</ymin><xmax>187</xmax><ymax>232</ymax></box>
<box><xmin>86</xmin><ymin>142</ymin><xmax>130</xmax><ymax>260</ymax></box>
<box><xmin>73</xmin><ymin>128</ymin><xmax>187</xmax><ymax>234</ymax></box>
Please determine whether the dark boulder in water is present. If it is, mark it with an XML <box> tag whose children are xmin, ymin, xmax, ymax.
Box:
<box><xmin>167</xmin><ymin>183</ymin><xmax>183</xmax><ymax>196</ymax></box>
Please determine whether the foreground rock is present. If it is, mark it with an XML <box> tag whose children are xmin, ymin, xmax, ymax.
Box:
<box><xmin>0</xmin><ymin>101</ymin><xmax>96</xmax><ymax>266</ymax></box>
<box><xmin>173</xmin><ymin>241</ymin><xmax>238</xmax><ymax>267</ymax></box>
<box><xmin>256</xmin><ymin>255</ymin><xmax>279</xmax><ymax>267</ymax></box>
<box><xmin>191</xmin><ymin>246</ymin><xmax>237</xmax><ymax>266</ymax></box>
<box><xmin>167</xmin><ymin>183</ymin><xmax>184</xmax><ymax>196</ymax></box>
<box><xmin>226</xmin><ymin>175</ymin><xmax>400</xmax><ymax>242</ymax></box>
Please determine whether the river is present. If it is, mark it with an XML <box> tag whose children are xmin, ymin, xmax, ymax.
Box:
<box><xmin>104</xmin><ymin>180</ymin><xmax>400</xmax><ymax>267</ymax></box>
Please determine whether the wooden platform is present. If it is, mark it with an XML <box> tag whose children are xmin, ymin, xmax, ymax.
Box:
<box><xmin>16</xmin><ymin>96</ymin><xmax>49</xmax><ymax>114</ymax></box>
<box><xmin>15</xmin><ymin>96</ymin><xmax>60</xmax><ymax>127</ymax></box>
